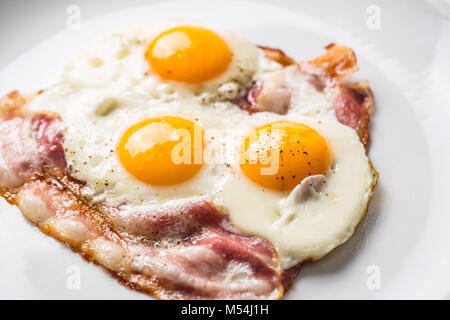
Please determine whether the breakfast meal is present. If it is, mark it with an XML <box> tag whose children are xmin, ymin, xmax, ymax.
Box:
<box><xmin>0</xmin><ymin>21</ymin><xmax>378</xmax><ymax>299</ymax></box>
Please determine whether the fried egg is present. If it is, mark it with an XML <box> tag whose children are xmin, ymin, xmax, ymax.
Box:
<box><xmin>28</xmin><ymin>22</ymin><xmax>376</xmax><ymax>268</ymax></box>
<box><xmin>62</xmin><ymin>21</ymin><xmax>269</xmax><ymax>103</ymax></box>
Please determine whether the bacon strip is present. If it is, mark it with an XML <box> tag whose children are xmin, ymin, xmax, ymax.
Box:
<box><xmin>258</xmin><ymin>46</ymin><xmax>295</xmax><ymax>67</ymax></box>
<box><xmin>239</xmin><ymin>44</ymin><xmax>374</xmax><ymax>148</ymax></box>
<box><xmin>307</xmin><ymin>43</ymin><xmax>358</xmax><ymax>82</ymax></box>
<box><xmin>16</xmin><ymin>179</ymin><xmax>282</xmax><ymax>299</ymax></box>
<box><xmin>334</xmin><ymin>81</ymin><xmax>374</xmax><ymax>149</ymax></box>
<box><xmin>281</xmin><ymin>264</ymin><xmax>303</xmax><ymax>290</ymax></box>
<box><xmin>108</xmin><ymin>201</ymin><xmax>226</xmax><ymax>239</ymax></box>
<box><xmin>0</xmin><ymin>93</ymin><xmax>65</xmax><ymax>188</ymax></box>
<box><xmin>237</xmin><ymin>82</ymin><xmax>263</xmax><ymax>113</ymax></box>
<box><xmin>307</xmin><ymin>44</ymin><xmax>373</xmax><ymax>147</ymax></box>
<box><xmin>0</xmin><ymin>91</ymin><xmax>283</xmax><ymax>300</ymax></box>
<box><xmin>259</xmin><ymin>43</ymin><xmax>358</xmax><ymax>81</ymax></box>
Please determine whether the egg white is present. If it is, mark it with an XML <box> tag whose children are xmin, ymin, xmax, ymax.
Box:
<box><xmin>62</xmin><ymin>20</ymin><xmax>271</xmax><ymax>103</ymax></box>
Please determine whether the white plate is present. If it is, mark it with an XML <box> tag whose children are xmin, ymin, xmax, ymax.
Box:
<box><xmin>1</xmin><ymin>0</ymin><xmax>449</xmax><ymax>299</ymax></box>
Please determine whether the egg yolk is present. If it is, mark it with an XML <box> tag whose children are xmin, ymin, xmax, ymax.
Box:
<box><xmin>118</xmin><ymin>116</ymin><xmax>203</xmax><ymax>185</ymax></box>
<box><xmin>145</xmin><ymin>26</ymin><xmax>232</xmax><ymax>83</ymax></box>
<box><xmin>240</xmin><ymin>121</ymin><xmax>330</xmax><ymax>191</ymax></box>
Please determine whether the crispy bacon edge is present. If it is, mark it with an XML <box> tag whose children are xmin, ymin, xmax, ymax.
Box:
<box><xmin>258</xmin><ymin>46</ymin><xmax>296</xmax><ymax>67</ymax></box>
<box><xmin>0</xmin><ymin>91</ymin><xmax>285</xmax><ymax>300</ymax></box>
